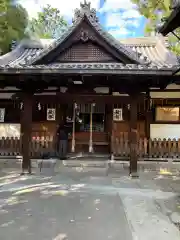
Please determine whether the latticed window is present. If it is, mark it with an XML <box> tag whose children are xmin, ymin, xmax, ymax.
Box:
<box><xmin>58</xmin><ymin>42</ymin><xmax>115</xmax><ymax>62</ymax></box>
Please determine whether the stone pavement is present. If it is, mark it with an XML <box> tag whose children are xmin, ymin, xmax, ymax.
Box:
<box><xmin>2</xmin><ymin>157</ymin><xmax>180</xmax><ymax>172</ymax></box>
<box><xmin>1</xmin><ymin>167</ymin><xmax>180</xmax><ymax>239</ymax></box>
<box><xmin>0</xmin><ymin>168</ymin><xmax>133</xmax><ymax>240</ymax></box>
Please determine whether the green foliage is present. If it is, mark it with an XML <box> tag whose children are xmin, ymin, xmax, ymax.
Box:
<box><xmin>131</xmin><ymin>0</ymin><xmax>180</xmax><ymax>55</ymax></box>
<box><xmin>27</xmin><ymin>4</ymin><xmax>69</xmax><ymax>39</ymax></box>
<box><xmin>0</xmin><ymin>0</ymin><xmax>28</xmax><ymax>54</ymax></box>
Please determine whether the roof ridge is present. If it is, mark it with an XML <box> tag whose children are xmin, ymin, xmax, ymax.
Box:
<box><xmin>122</xmin><ymin>43</ymin><xmax>156</xmax><ymax>47</ymax></box>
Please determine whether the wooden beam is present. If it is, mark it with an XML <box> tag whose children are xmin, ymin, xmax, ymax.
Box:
<box><xmin>47</xmin><ymin>93</ymin><xmax>145</xmax><ymax>104</ymax></box>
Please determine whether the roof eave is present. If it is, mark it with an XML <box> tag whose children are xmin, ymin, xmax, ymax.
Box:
<box><xmin>0</xmin><ymin>68</ymin><xmax>175</xmax><ymax>75</ymax></box>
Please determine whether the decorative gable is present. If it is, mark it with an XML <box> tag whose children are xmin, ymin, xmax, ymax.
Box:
<box><xmin>25</xmin><ymin>1</ymin><xmax>149</xmax><ymax>66</ymax></box>
<box><xmin>40</xmin><ymin>21</ymin><xmax>125</xmax><ymax>64</ymax></box>
<box><xmin>57</xmin><ymin>41</ymin><xmax>116</xmax><ymax>62</ymax></box>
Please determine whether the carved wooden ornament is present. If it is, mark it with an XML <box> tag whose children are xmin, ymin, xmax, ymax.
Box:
<box><xmin>113</xmin><ymin>108</ymin><xmax>123</xmax><ymax>121</ymax></box>
<box><xmin>47</xmin><ymin>108</ymin><xmax>56</xmax><ymax>121</ymax></box>
<box><xmin>0</xmin><ymin>108</ymin><xmax>5</xmax><ymax>122</ymax></box>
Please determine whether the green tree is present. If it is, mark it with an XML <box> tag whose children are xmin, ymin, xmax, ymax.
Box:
<box><xmin>0</xmin><ymin>0</ymin><xmax>28</xmax><ymax>54</ymax></box>
<box><xmin>27</xmin><ymin>4</ymin><xmax>69</xmax><ymax>39</ymax></box>
<box><xmin>131</xmin><ymin>0</ymin><xmax>180</xmax><ymax>54</ymax></box>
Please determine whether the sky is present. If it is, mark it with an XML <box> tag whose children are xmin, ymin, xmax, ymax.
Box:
<box><xmin>19</xmin><ymin>0</ymin><xmax>147</xmax><ymax>38</ymax></box>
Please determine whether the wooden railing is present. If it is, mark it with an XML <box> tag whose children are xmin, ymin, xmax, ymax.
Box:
<box><xmin>112</xmin><ymin>133</ymin><xmax>180</xmax><ymax>158</ymax></box>
<box><xmin>1</xmin><ymin>132</ymin><xmax>180</xmax><ymax>159</ymax></box>
<box><xmin>0</xmin><ymin>135</ymin><xmax>55</xmax><ymax>158</ymax></box>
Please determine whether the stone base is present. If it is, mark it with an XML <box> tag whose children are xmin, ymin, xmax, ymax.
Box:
<box><xmin>130</xmin><ymin>172</ymin><xmax>139</xmax><ymax>178</ymax></box>
<box><xmin>20</xmin><ymin>171</ymin><xmax>34</xmax><ymax>176</ymax></box>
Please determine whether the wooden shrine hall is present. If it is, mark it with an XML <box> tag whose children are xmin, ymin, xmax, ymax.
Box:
<box><xmin>0</xmin><ymin>1</ymin><xmax>179</xmax><ymax>175</ymax></box>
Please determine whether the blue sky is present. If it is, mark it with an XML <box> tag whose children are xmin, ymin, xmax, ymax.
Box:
<box><xmin>20</xmin><ymin>0</ymin><xmax>147</xmax><ymax>38</ymax></box>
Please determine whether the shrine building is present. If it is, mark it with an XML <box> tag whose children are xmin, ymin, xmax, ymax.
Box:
<box><xmin>0</xmin><ymin>1</ymin><xmax>180</xmax><ymax>174</ymax></box>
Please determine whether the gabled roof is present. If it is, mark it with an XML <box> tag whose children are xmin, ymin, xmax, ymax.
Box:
<box><xmin>6</xmin><ymin>1</ymin><xmax>150</xmax><ymax>66</ymax></box>
<box><xmin>0</xmin><ymin>36</ymin><xmax>178</xmax><ymax>68</ymax></box>
<box><xmin>0</xmin><ymin>1</ymin><xmax>178</xmax><ymax>74</ymax></box>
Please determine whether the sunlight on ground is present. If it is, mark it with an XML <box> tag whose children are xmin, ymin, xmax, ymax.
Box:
<box><xmin>13</xmin><ymin>187</ymin><xmax>44</xmax><ymax>195</ymax></box>
<box><xmin>0</xmin><ymin>179</ymin><xmax>87</xmax><ymax>199</ymax></box>
<box><xmin>10</xmin><ymin>182</ymin><xmax>53</xmax><ymax>193</ymax></box>
<box><xmin>0</xmin><ymin>174</ymin><xmax>19</xmax><ymax>181</ymax></box>
<box><xmin>0</xmin><ymin>195</ymin><xmax>28</xmax><ymax>209</ymax></box>
<box><xmin>42</xmin><ymin>190</ymin><xmax>69</xmax><ymax>196</ymax></box>
<box><xmin>1</xmin><ymin>220</ymin><xmax>15</xmax><ymax>227</ymax></box>
<box><xmin>159</xmin><ymin>168</ymin><xmax>173</xmax><ymax>175</ymax></box>
<box><xmin>53</xmin><ymin>233</ymin><xmax>67</xmax><ymax>240</ymax></box>
<box><xmin>0</xmin><ymin>174</ymin><xmax>25</xmax><ymax>188</ymax></box>
<box><xmin>94</xmin><ymin>199</ymin><xmax>100</xmax><ymax>204</ymax></box>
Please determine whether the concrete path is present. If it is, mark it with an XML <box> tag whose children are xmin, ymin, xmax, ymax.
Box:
<box><xmin>0</xmin><ymin>170</ymin><xmax>133</xmax><ymax>240</ymax></box>
<box><xmin>0</xmin><ymin>167</ymin><xmax>180</xmax><ymax>239</ymax></box>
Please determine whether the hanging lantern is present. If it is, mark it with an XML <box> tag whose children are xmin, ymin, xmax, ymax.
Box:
<box><xmin>150</xmin><ymin>99</ymin><xmax>153</xmax><ymax>108</ymax></box>
<box><xmin>0</xmin><ymin>108</ymin><xmax>5</xmax><ymax>122</ymax></box>
<box><xmin>47</xmin><ymin>108</ymin><xmax>56</xmax><ymax>121</ymax></box>
<box><xmin>127</xmin><ymin>104</ymin><xmax>130</xmax><ymax>110</ymax></box>
<box><xmin>38</xmin><ymin>103</ymin><xmax>41</xmax><ymax>110</ymax></box>
<box><xmin>74</xmin><ymin>103</ymin><xmax>78</xmax><ymax>109</ymax></box>
<box><xmin>20</xmin><ymin>102</ymin><xmax>23</xmax><ymax>110</ymax></box>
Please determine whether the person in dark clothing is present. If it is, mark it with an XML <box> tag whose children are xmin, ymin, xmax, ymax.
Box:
<box><xmin>56</xmin><ymin>123</ymin><xmax>68</xmax><ymax>159</ymax></box>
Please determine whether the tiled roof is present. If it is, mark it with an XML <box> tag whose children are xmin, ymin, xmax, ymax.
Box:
<box><xmin>0</xmin><ymin>39</ymin><xmax>54</xmax><ymax>66</ymax></box>
<box><xmin>0</xmin><ymin>1</ymin><xmax>178</xmax><ymax>71</ymax></box>
<box><xmin>0</xmin><ymin>36</ymin><xmax>178</xmax><ymax>69</ymax></box>
<box><xmin>120</xmin><ymin>36</ymin><xmax>178</xmax><ymax>67</ymax></box>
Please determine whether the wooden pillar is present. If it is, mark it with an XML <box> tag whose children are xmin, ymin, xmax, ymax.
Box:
<box><xmin>71</xmin><ymin>102</ymin><xmax>76</xmax><ymax>152</ymax></box>
<box><xmin>55</xmin><ymin>104</ymin><xmax>61</xmax><ymax>124</ymax></box>
<box><xmin>89</xmin><ymin>103</ymin><xmax>94</xmax><ymax>153</ymax></box>
<box><xmin>145</xmin><ymin>91</ymin><xmax>151</xmax><ymax>139</ymax></box>
<box><xmin>21</xmin><ymin>92</ymin><xmax>33</xmax><ymax>174</ymax></box>
<box><xmin>129</xmin><ymin>94</ymin><xmax>138</xmax><ymax>177</ymax></box>
<box><xmin>56</xmin><ymin>92</ymin><xmax>66</xmax><ymax>125</ymax></box>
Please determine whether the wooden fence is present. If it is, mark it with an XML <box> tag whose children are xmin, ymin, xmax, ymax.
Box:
<box><xmin>112</xmin><ymin>133</ymin><xmax>180</xmax><ymax>158</ymax></box>
<box><xmin>0</xmin><ymin>133</ymin><xmax>180</xmax><ymax>159</ymax></box>
<box><xmin>0</xmin><ymin>135</ymin><xmax>55</xmax><ymax>158</ymax></box>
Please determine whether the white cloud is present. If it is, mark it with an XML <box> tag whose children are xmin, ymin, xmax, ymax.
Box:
<box><xmin>102</xmin><ymin>0</ymin><xmax>143</xmax><ymax>37</ymax></box>
<box><xmin>106</xmin><ymin>13</ymin><xmax>126</xmax><ymax>28</ymax></box>
<box><xmin>20</xmin><ymin>0</ymin><xmax>100</xmax><ymax>18</ymax></box>
<box><xmin>108</xmin><ymin>28</ymin><xmax>130</xmax><ymax>36</ymax></box>
<box><xmin>19</xmin><ymin>0</ymin><xmax>144</xmax><ymax>38</ymax></box>
<box><xmin>121</xmin><ymin>9</ymin><xmax>141</xmax><ymax>19</ymax></box>
<box><xmin>19</xmin><ymin>0</ymin><xmax>41</xmax><ymax>18</ymax></box>
<box><xmin>106</xmin><ymin>12</ymin><xmax>140</xmax><ymax>28</ymax></box>
<box><xmin>99</xmin><ymin>0</ymin><xmax>137</xmax><ymax>12</ymax></box>
<box><xmin>126</xmin><ymin>19</ymin><xmax>140</xmax><ymax>27</ymax></box>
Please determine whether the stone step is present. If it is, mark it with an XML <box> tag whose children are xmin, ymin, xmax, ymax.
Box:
<box><xmin>67</xmin><ymin>153</ymin><xmax>110</xmax><ymax>161</ymax></box>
